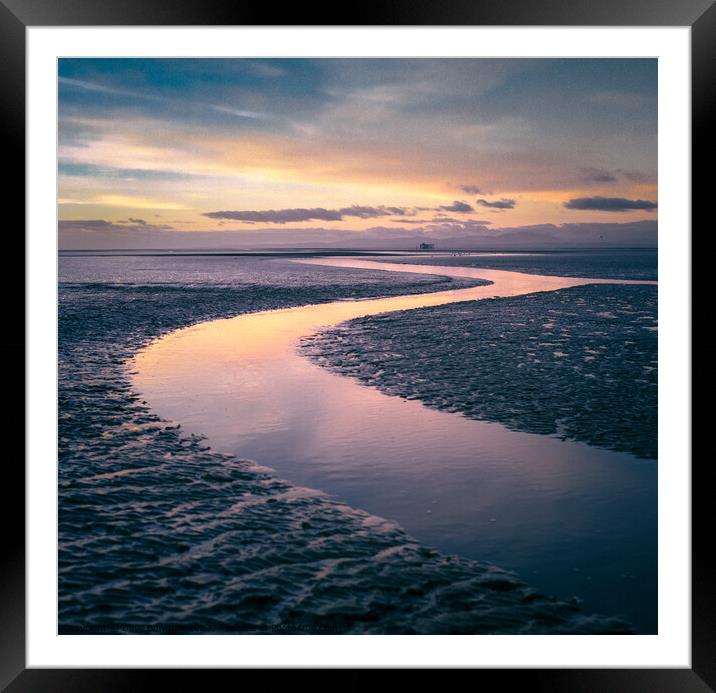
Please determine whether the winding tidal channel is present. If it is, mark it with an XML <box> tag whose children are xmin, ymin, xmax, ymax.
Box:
<box><xmin>131</xmin><ymin>258</ymin><xmax>658</xmax><ymax>632</ymax></box>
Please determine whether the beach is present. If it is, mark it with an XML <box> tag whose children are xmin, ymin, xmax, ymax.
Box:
<box><xmin>59</xmin><ymin>250</ymin><xmax>656</xmax><ymax>634</ymax></box>
<box><xmin>134</xmin><ymin>253</ymin><xmax>656</xmax><ymax>632</ymax></box>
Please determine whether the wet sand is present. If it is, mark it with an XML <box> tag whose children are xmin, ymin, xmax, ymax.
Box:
<box><xmin>131</xmin><ymin>258</ymin><xmax>657</xmax><ymax>631</ymax></box>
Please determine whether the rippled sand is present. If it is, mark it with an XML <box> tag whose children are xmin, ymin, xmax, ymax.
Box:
<box><xmin>60</xmin><ymin>257</ymin><xmax>629</xmax><ymax>634</ymax></box>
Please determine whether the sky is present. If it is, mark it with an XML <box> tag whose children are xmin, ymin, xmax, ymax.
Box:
<box><xmin>58</xmin><ymin>58</ymin><xmax>658</xmax><ymax>249</ymax></box>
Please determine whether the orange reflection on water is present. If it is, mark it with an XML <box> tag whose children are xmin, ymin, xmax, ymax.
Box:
<box><xmin>135</xmin><ymin>259</ymin><xmax>632</xmax><ymax>378</ymax></box>
<box><xmin>132</xmin><ymin>258</ymin><xmax>656</xmax><ymax>446</ymax></box>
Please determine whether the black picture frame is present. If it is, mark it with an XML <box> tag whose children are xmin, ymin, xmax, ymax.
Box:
<box><xmin>5</xmin><ymin>0</ymin><xmax>711</xmax><ymax>687</ymax></box>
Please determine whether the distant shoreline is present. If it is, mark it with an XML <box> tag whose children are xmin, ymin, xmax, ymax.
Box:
<box><xmin>58</xmin><ymin>247</ymin><xmax>658</xmax><ymax>257</ymax></box>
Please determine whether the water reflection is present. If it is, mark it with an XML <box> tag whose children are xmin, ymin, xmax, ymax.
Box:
<box><xmin>132</xmin><ymin>259</ymin><xmax>657</xmax><ymax>632</ymax></box>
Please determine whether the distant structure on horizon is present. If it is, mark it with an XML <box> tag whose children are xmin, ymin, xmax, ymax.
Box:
<box><xmin>418</xmin><ymin>242</ymin><xmax>435</xmax><ymax>250</ymax></box>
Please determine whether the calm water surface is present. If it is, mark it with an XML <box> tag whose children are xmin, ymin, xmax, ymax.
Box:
<box><xmin>131</xmin><ymin>258</ymin><xmax>658</xmax><ymax>632</ymax></box>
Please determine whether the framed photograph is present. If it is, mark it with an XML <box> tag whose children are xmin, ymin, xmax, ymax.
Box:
<box><xmin>8</xmin><ymin>0</ymin><xmax>711</xmax><ymax>686</ymax></box>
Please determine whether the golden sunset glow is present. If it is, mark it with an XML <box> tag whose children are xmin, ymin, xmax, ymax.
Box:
<box><xmin>59</xmin><ymin>59</ymin><xmax>657</xmax><ymax>248</ymax></box>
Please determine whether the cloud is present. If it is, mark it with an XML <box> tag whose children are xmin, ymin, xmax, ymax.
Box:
<box><xmin>204</xmin><ymin>202</ymin><xmax>483</xmax><ymax>224</ymax></box>
<box><xmin>59</xmin><ymin>59</ymin><xmax>658</xmax><ymax>211</ymax></box>
<box><xmin>60</xmin><ymin>219</ymin><xmax>114</xmax><ymax>230</ymax></box>
<box><xmin>476</xmin><ymin>198</ymin><xmax>516</xmax><ymax>209</ymax></box>
<box><xmin>580</xmin><ymin>167</ymin><xmax>618</xmax><ymax>183</ymax></box>
<box><xmin>203</xmin><ymin>205</ymin><xmax>421</xmax><ymax>224</ymax></box>
<box><xmin>59</xmin><ymin>77</ymin><xmax>133</xmax><ymax>97</ymax></box>
<box><xmin>246</xmin><ymin>61</ymin><xmax>287</xmax><ymax>78</ymax></box>
<box><xmin>372</xmin><ymin>215</ymin><xmax>489</xmax><ymax>225</ymax></box>
<box><xmin>564</xmin><ymin>196</ymin><xmax>657</xmax><ymax>212</ymax></box>
<box><xmin>204</xmin><ymin>208</ymin><xmax>342</xmax><ymax>223</ymax></box>
<box><xmin>59</xmin><ymin>219</ymin><xmax>173</xmax><ymax>234</ymax></box>
<box><xmin>211</xmin><ymin>105</ymin><xmax>266</xmax><ymax>120</ymax></box>
<box><xmin>616</xmin><ymin>169</ymin><xmax>653</xmax><ymax>183</ymax></box>
<box><xmin>430</xmin><ymin>217</ymin><xmax>492</xmax><ymax>224</ymax></box>
<box><xmin>341</xmin><ymin>205</ymin><xmax>415</xmax><ymax>218</ymax></box>
<box><xmin>437</xmin><ymin>200</ymin><xmax>474</xmax><ymax>213</ymax></box>
<box><xmin>459</xmin><ymin>184</ymin><xmax>482</xmax><ymax>194</ymax></box>
<box><xmin>580</xmin><ymin>167</ymin><xmax>653</xmax><ymax>184</ymax></box>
